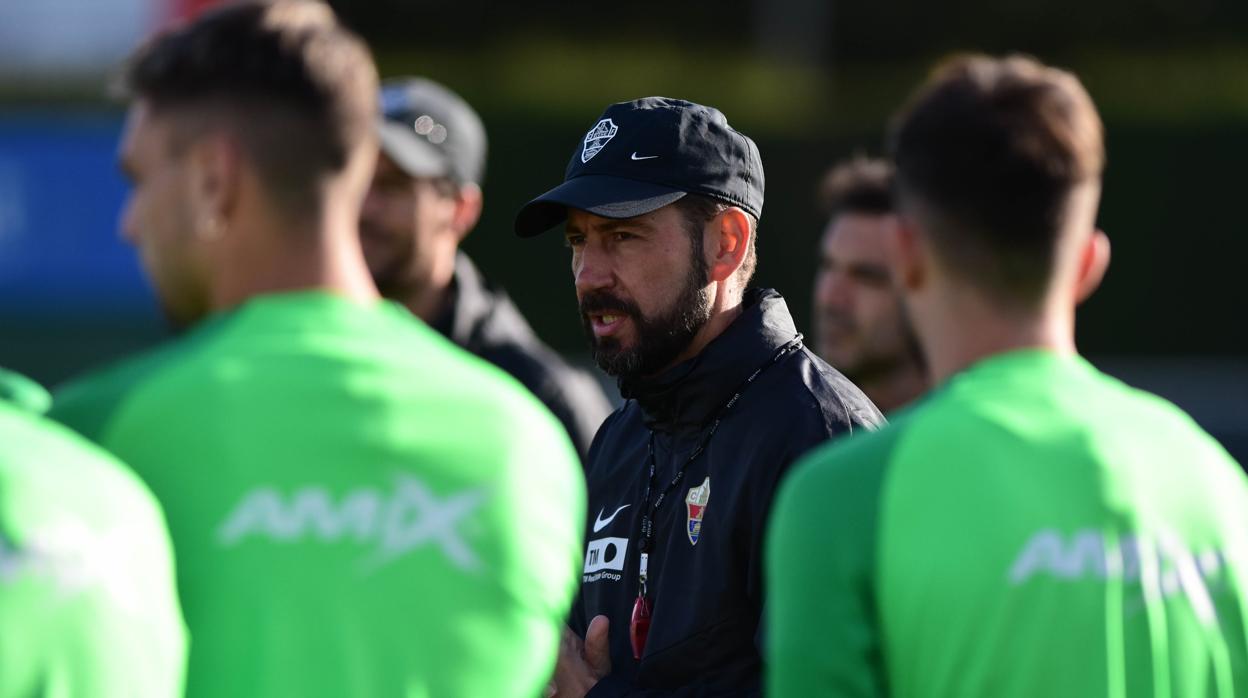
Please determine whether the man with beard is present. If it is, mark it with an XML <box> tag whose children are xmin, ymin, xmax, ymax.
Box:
<box><xmin>813</xmin><ymin>156</ymin><xmax>927</xmax><ymax>413</ymax></box>
<box><xmin>361</xmin><ymin>77</ymin><xmax>611</xmax><ymax>460</ymax></box>
<box><xmin>49</xmin><ymin>3</ymin><xmax>585</xmax><ymax>696</ymax></box>
<box><xmin>515</xmin><ymin>97</ymin><xmax>884</xmax><ymax>696</ymax></box>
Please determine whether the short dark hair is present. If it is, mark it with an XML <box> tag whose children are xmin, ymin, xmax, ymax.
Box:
<box><xmin>123</xmin><ymin>0</ymin><xmax>378</xmax><ymax>215</ymax></box>
<box><xmin>818</xmin><ymin>155</ymin><xmax>894</xmax><ymax>218</ymax></box>
<box><xmin>888</xmin><ymin>54</ymin><xmax>1104</xmax><ymax>307</ymax></box>
<box><xmin>675</xmin><ymin>194</ymin><xmax>759</xmax><ymax>286</ymax></box>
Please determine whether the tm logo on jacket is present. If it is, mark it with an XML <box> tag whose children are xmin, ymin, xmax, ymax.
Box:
<box><xmin>217</xmin><ymin>474</ymin><xmax>488</xmax><ymax>574</ymax></box>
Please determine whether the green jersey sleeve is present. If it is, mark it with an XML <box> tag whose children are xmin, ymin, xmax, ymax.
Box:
<box><xmin>1</xmin><ymin>376</ymin><xmax>187</xmax><ymax>698</ymax></box>
<box><xmin>766</xmin><ymin>421</ymin><xmax>903</xmax><ymax>697</ymax></box>
<box><xmin>50</xmin><ymin>337</ymin><xmax>191</xmax><ymax>443</ymax></box>
<box><xmin>0</xmin><ymin>367</ymin><xmax>51</xmax><ymax>415</ymax></box>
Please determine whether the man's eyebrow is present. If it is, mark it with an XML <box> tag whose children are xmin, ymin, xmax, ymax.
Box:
<box><xmin>565</xmin><ymin>213</ymin><xmax>659</xmax><ymax>238</ymax></box>
<box><xmin>847</xmin><ymin>261</ymin><xmax>891</xmax><ymax>277</ymax></box>
<box><xmin>593</xmin><ymin>216</ymin><xmax>656</xmax><ymax>234</ymax></box>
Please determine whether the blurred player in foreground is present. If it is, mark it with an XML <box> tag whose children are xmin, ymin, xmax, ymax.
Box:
<box><xmin>768</xmin><ymin>54</ymin><xmax>1248</xmax><ymax>697</ymax></box>
<box><xmin>1</xmin><ymin>365</ymin><xmax>185</xmax><ymax>695</ymax></box>
<box><xmin>51</xmin><ymin>2</ymin><xmax>584</xmax><ymax>696</ymax></box>
<box><xmin>813</xmin><ymin>156</ymin><xmax>927</xmax><ymax>413</ymax></box>
<box><xmin>362</xmin><ymin>77</ymin><xmax>611</xmax><ymax>461</ymax></box>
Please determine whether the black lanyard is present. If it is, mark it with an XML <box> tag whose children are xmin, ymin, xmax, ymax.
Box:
<box><xmin>634</xmin><ymin>336</ymin><xmax>803</xmax><ymax>599</ymax></box>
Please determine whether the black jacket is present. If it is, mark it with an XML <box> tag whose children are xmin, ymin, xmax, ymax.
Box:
<box><xmin>431</xmin><ymin>253</ymin><xmax>612</xmax><ymax>461</ymax></box>
<box><xmin>572</xmin><ymin>288</ymin><xmax>884</xmax><ymax>696</ymax></box>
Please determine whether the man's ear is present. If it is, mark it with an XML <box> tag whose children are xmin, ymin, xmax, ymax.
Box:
<box><xmin>451</xmin><ymin>182</ymin><xmax>483</xmax><ymax>244</ymax></box>
<box><xmin>706</xmin><ymin>207</ymin><xmax>751</xmax><ymax>284</ymax></box>
<box><xmin>187</xmin><ymin>131</ymin><xmax>241</xmax><ymax>238</ymax></box>
<box><xmin>1075</xmin><ymin>229</ymin><xmax>1111</xmax><ymax>304</ymax></box>
<box><xmin>892</xmin><ymin>214</ymin><xmax>926</xmax><ymax>293</ymax></box>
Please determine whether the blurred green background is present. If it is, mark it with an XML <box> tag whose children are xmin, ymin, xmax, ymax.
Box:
<box><xmin>1</xmin><ymin>0</ymin><xmax>1244</xmax><ymax>454</ymax></box>
<box><xmin>331</xmin><ymin>1</ymin><xmax>1248</xmax><ymax>360</ymax></box>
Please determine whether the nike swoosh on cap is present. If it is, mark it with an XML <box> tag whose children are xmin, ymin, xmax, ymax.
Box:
<box><xmin>593</xmin><ymin>504</ymin><xmax>631</xmax><ymax>533</ymax></box>
<box><xmin>630</xmin><ymin>152</ymin><xmax>659</xmax><ymax>160</ymax></box>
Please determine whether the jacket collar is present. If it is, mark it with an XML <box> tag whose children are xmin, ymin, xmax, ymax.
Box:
<box><xmin>431</xmin><ymin>252</ymin><xmax>543</xmax><ymax>355</ymax></box>
<box><xmin>432</xmin><ymin>252</ymin><xmax>492</xmax><ymax>346</ymax></box>
<box><xmin>619</xmin><ymin>288</ymin><xmax>802</xmax><ymax>433</ymax></box>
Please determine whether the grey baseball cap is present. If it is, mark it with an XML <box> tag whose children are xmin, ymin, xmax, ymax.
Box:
<box><xmin>377</xmin><ymin>77</ymin><xmax>487</xmax><ymax>185</ymax></box>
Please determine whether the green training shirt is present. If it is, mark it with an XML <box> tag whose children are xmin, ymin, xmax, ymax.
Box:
<box><xmin>1</xmin><ymin>369</ymin><xmax>185</xmax><ymax>698</ymax></box>
<box><xmin>51</xmin><ymin>291</ymin><xmax>586</xmax><ymax>698</ymax></box>
<box><xmin>767</xmin><ymin>349</ymin><xmax>1248</xmax><ymax>697</ymax></box>
<box><xmin>0</xmin><ymin>366</ymin><xmax>52</xmax><ymax>415</ymax></box>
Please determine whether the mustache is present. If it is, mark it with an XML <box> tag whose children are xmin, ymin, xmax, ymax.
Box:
<box><xmin>579</xmin><ymin>291</ymin><xmax>641</xmax><ymax>317</ymax></box>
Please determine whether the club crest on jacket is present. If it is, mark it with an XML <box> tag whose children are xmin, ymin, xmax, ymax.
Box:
<box><xmin>685</xmin><ymin>476</ymin><xmax>710</xmax><ymax>546</ymax></box>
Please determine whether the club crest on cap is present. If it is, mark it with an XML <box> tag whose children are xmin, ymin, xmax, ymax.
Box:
<box><xmin>582</xmin><ymin>118</ymin><xmax>618</xmax><ymax>163</ymax></box>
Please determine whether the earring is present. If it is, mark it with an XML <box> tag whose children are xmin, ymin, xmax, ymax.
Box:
<box><xmin>199</xmin><ymin>216</ymin><xmax>226</xmax><ymax>242</ymax></box>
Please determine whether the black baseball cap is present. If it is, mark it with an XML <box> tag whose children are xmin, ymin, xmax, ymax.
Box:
<box><xmin>514</xmin><ymin>97</ymin><xmax>764</xmax><ymax>237</ymax></box>
<box><xmin>377</xmin><ymin>77</ymin><xmax>486</xmax><ymax>185</ymax></box>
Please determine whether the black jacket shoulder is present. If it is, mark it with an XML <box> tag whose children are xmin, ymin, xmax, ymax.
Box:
<box><xmin>435</xmin><ymin>253</ymin><xmax>613</xmax><ymax>461</ymax></box>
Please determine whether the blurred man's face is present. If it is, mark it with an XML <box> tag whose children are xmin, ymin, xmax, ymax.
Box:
<box><xmin>565</xmin><ymin>204</ymin><xmax>711</xmax><ymax>379</ymax></box>
<box><xmin>358</xmin><ymin>153</ymin><xmax>457</xmax><ymax>298</ymax></box>
<box><xmin>813</xmin><ymin>212</ymin><xmax>916</xmax><ymax>381</ymax></box>
<box><xmin>117</xmin><ymin>101</ymin><xmax>211</xmax><ymax>328</ymax></box>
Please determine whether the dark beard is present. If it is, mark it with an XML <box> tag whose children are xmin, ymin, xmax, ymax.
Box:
<box><xmin>826</xmin><ymin>319</ymin><xmax>926</xmax><ymax>386</ymax></box>
<box><xmin>578</xmin><ymin>247</ymin><xmax>712</xmax><ymax>380</ymax></box>
<box><xmin>360</xmin><ymin>222</ymin><xmax>418</xmax><ymax>300</ymax></box>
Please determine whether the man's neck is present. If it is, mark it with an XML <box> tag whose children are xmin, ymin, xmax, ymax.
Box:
<box><xmin>654</xmin><ymin>286</ymin><xmax>746</xmax><ymax>375</ymax></box>
<box><xmin>390</xmin><ymin>247</ymin><xmax>460</xmax><ymax>323</ymax></box>
<box><xmin>918</xmin><ymin>286</ymin><xmax>1074</xmax><ymax>387</ymax></box>
<box><xmin>395</xmin><ymin>281</ymin><xmax>451</xmax><ymax>324</ymax></box>
<box><xmin>856</xmin><ymin>361</ymin><xmax>928</xmax><ymax>414</ymax></box>
<box><xmin>212</xmin><ymin>211</ymin><xmax>380</xmax><ymax>311</ymax></box>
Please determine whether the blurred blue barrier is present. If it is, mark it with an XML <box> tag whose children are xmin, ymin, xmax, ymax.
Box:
<box><xmin>0</xmin><ymin>110</ymin><xmax>156</xmax><ymax>315</ymax></box>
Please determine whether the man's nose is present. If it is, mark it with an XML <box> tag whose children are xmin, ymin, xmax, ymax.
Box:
<box><xmin>816</xmin><ymin>270</ymin><xmax>852</xmax><ymax>310</ymax></box>
<box><xmin>574</xmin><ymin>241</ymin><xmax>614</xmax><ymax>295</ymax></box>
<box><xmin>119</xmin><ymin>198</ymin><xmax>139</xmax><ymax>246</ymax></box>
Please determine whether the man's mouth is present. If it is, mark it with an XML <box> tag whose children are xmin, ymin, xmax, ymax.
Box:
<box><xmin>589</xmin><ymin>313</ymin><xmax>628</xmax><ymax>338</ymax></box>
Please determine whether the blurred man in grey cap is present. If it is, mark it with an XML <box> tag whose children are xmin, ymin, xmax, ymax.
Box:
<box><xmin>361</xmin><ymin>77</ymin><xmax>612</xmax><ymax>461</ymax></box>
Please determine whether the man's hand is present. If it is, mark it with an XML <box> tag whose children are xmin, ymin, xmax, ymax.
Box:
<box><xmin>549</xmin><ymin>615</ymin><xmax>612</xmax><ymax>698</ymax></box>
